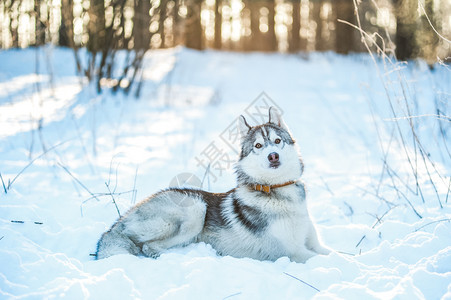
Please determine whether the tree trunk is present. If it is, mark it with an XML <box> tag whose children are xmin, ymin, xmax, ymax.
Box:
<box><xmin>393</xmin><ymin>0</ymin><xmax>418</xmax><ymax>60</ymax></box>
<box><xmin>159</xmin><ymin>0</ymin><xmax>167</xmax><ymax>48</ymax></box>
<box><xmin>172</xmin><ymin>0</ymin><xmax>181</xmax><ymax>46</ymax></box>
<box><xmin>185</xmin><ymin>0</ymin><xmax>203</xmax><ymax>50</ymax></box>
<box><xmin>289</xmin><ymin>1</ymin><xmax>300</xmax><ymax>52</ymax></box>
<box><xmin>133</xmin><ymin>0</ymin><xmax>151</xmax><ymax>50</ymax></box>
<box><xmin>34</xmin><ymin>0</ymin><xmax>45</xmax><ymax>46</ymax></box>
<box><xmin>249</xmin><ymin>1</ymin><xmax>261</xmax><ymax>51</ymax></box>
<box><xmin>247</xmin><ymin>0</ymin><xmax>277</xmax><ymax>51</ymax></box>
<box><xmin>87</xmin><ymin>0</ymin><xmax>106</xmax><ymax>53</ymax></box>
<box><xmin>59</xmin><ymin>0</ymin><xmax>74</xmax><ymax>47</ymax></box>
<box><xmin>266</xmin><ymin>0</ymin><xmax>277</xmax><ymax>51</ymax></box>
<box><xmin>10</xmin><ymin>3</ymin><xmax>19</xmax><ymax>48</ymax></box>
<box><xmin>117</xmin><ymin>1</ymin><xmax>127</xmax><ymax>49</ymax></box>
<box><xmin>335</xmin><ymin>0</ymin><xmax>355</xmax><ymax>54</ymax></box>
<box><xmin>312</xmin><ymin>0</ymin><xmax>324</xmax><ymax>51</ymax></box>
<box><xmin>214</xmin><ymin>0</ymin><xmax>222</xmax><ymax>49</ymax></box>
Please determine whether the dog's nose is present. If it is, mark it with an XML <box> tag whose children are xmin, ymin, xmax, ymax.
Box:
<box><xmin>268</xmin><ymin>152</ymin><xmax>279</xmax><ymax>163</ymax></box>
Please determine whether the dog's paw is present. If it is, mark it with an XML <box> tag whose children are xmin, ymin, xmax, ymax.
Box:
<box><xmin>142</xmin><ymin>243</ymin><xmax>161</xmax><ymax>258</ymax></box>
<box><xmin>315</xmin><ymin>246</ymin><xmax>331</xmax><ymax>255</ymax></box>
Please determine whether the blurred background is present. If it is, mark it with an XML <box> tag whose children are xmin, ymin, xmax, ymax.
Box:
<box><xmin>1</xmin><ymin>0</ymin><xmax>450</xmax><ymax>61</ymax></box>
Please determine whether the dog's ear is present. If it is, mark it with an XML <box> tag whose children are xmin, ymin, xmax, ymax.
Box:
<box><xmin>238</xmin><ymin>115</ymin><xmax>252</xmax><ymax>138</ymax></box>
<box><xmin>268</xmin><ymin>106</ymin><xmax>289</xmax><ymax>131</ymax></box>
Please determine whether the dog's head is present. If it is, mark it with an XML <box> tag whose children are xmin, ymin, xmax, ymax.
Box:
<box><xmin>236</xmin><ymin>107</ymin><xmax>304</xmax><ymax>185</ymax></box>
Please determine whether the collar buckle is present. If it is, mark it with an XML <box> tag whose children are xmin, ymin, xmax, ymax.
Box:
<box><xmin>254</xmin><ymin>181</ymin><xmax>297</xmax><ymax>194</ymax></box>
<box><xmin>255</xmin><ymin>184</ymin><xmax>271</xmax><ymax>194</ymax></box>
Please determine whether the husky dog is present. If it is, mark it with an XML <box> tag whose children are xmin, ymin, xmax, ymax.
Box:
<box><xmin>96</xmin><ymin>107</ymin><xmax>330</xmax><ymax>262</ymax></box>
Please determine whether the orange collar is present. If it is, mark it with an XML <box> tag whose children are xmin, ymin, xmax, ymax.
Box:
<box><xmin>253</xmin><ymin>180</ymin><xmax>297</xmax><ymax>194</ymax></box>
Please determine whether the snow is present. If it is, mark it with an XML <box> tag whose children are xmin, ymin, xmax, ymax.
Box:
<box><xmin>0</xmin><ymin>46</ymin><xmax>450</xmax><ymax>299</ymax></box>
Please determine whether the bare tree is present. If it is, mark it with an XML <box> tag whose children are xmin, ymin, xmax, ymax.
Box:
<box><xmin>159</xmin><ymin>0</ymin><xmax>167</xmax><ymax>48</ymax></box>
<box><xmin>393</xmin><ymin>0</ymin><xmax>418</xmax><ymax>60</ymax></box>
<box><xmin>9</xmin><ymin>1</ymin><xmax>20</xmax><ymax>48</ymax></box>
<box><xmin>335</xmin><ymin>0</ymin><xmax>355</xmax><ymax>54</ymax></box>
<box><xmin>34</xmin><ymin>0</ymin><xmax>45</xmax><ymax>46</ymax></box>
<box><xmin>243</xmin><ymin>0</ymin><xmax>277</xmax><ymax>51</ymax></box>
<box><xmin>172</xmin><ymin>0</ymin><xmax>182</xmax><ymax>46</ymax></box>
<box><xmin>266</xmin><ymin>0</ymin><xmax>277</xmax><ymax>51</ymax></box>
<box><xmin>59</xmin><ymin>0</ymin><xmax>74</xmax><ymax>47</ymax></box>
<box><xmin>312</xmin><ymin>0</ymin><xmax>325</xmax><ymax>51</ymax></box>
<box><xmin>214</xmin><ymin>0</ymin><xmax>222</xmax><ymax>49</ymax></box>
<box><xmin>289</xmin><ymin>0</ymin><xmax>301</xmax><ymax>52</ymax></box>
<box><xmin>133</xmin><ymin>0</ymin><xmax>151</xmax><ymax>50</ymax></box>
<box><xmin>247</xmin><ymin>0</ymin><xmax>262</xmax><ymax>50</ymax></box>
<box><xmin>185</xmin><ymin>0</ymin><xmax>203</xmax><ymax>50</ymax></box>
<box><xmin>87</xmin><ymin>0</ymin><xmax>106</xmax><ymax>53</ymax></box>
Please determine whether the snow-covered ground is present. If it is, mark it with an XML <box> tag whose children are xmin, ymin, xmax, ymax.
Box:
<box><xmin>0</xmin><ymin>46</ymin><xmax>450</xmax><ymax>299</ymax></box>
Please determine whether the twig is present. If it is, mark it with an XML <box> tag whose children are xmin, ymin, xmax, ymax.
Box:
<box><xmin>351</xmin><ymin>184</ymin><xmax>396</xmax><ymax>207</ymax></box>
<box><xmin>10</xmin><ymin>220</ymin><xmax>43</xmax><ymax>225</ymax></box>
<box><xmin>37</xmin><ymin>118</ymin><xmax>47</xmax><ymax>154</ymax></box>
<box><xmin>105</xmin><ymin>155</ymin><xmax>122</xmax><ymax>217</ymax></box>
<box><xmin>383</xmin><ymin>114</ymin><xmax>451</xmax><ymax>122</ymax></box>
<box><xmin>370</xmin><ymin>101</ymin><xmax>395</xmax><ymax>197</ymax></box>
<box><xmin>107</xmin><ymin>154</ymin><xmax>123</xmax><ymax>191</ymax></box>
<box><xmin>200</xmin><ymin>163</ymin><xmax>211</xmax><ymax>189</ymax></box>
<box><xmin>370</xmin><ymin>205</ymin><xmax>399</xmax><ymax>229</ymax></box>
<box><xmin>436</xmin><ymin>108</ymin><xmax>451</xmax><ymax>162</ymax></box>
<box><xmin>82</xmin><ymin>190</ymin><xmax>135</xmax><ymax>204</ymax></box>
<box><xmin>446</xmin><ymin>177</ymin><xmax>450</xmax><ymax>204</ymax></box>
<box><xmin>0</xmin><ymin>173</ymin><xmax>7</xmax><ymax>194</ymax></box>
<box><xmin>222</xmin><ymin>292</ymin><xmax>242</xmax><ymax>300</ymax></box>
<box><xmin>57</xmin><ymin>162</ymin><xmax>100</xmax><ymax>202</ymax></box>
<box><xmin>418</xmin><ymin>0</ymin><xmax>451</xmax><ymax>44</ymax></box>
<box><xmin>284</xmin><ymin>272</ymin><xmax>320</xmax><ymax>292</ymax></box>
<box><xmin>8</xmin><ymin>140</ymin><xmax>68</xmax><ymax>191</ymax></box>
<box><xmin>355</xmin><ymin>235</ymin><xmax>366</xmax><ymax>248</ymax></box>
<box><xmin>105</xmin><ymin>182</ymin><xmax>121</xmax><ymax>218</ymax></box>
<box><xmin>418</xmin><ymin>147</ymin><xmax>443</xmax><ymax>208</ymax></box>
<box><xmin>385</xmin><ymin>166</ymin><xmax>422</xmax><ymax>219</ymax></box>
<box><xmin>0</xmin><ymin>236</ymin><xmax>4</xmax><ymax>241</ymax></box>
<box><xmin>319</xmin><ymin>176</ymin><xmax>334</xmax><ymax>196</ymax></box>
<box><xmin>132</xmin><ymin>166</ymin><xmax>138</xmax><ymax>204</ymax></box>
<box><xmin>414</xmin><ymin>219</ymin><xmax>451</xmax><ymax>232</ymax></box>
<box><xmin>113</xmin><ymin>163</ymin><xmax>119</xmax><ymax>194</ymax></box>
<box><xmin>337</xmin><ymin>251</ymin><xmax>355</xmax><ymax>256</ymax></box>
<box><xmin>343</xmin><ymin>202</ymin><xmax>354</xmax><ymax>216</ymax></box>
<box><xmin>381</xmin><ymin>160</ymin><xmax>417</xmax><ymax>196</ymax></box>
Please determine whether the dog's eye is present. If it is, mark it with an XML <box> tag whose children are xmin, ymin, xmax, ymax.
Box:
<box><xmin>275</xmin><ymin>138</ymin><xmax>281</xmax><ymax>144</ymax></box>
<box><xmin>255</xmin><ymin>143</ymin><xmax>262</xmax><ymax>149</ymax></box>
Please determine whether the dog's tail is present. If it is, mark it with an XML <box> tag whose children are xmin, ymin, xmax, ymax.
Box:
<box><xmin>95</xmin><ymin>228</ymin><xmax>140</xmax><ymax>260</ymax></box>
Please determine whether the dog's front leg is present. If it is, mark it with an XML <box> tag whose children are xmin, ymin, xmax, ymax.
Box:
<box><xmin>305</xmin><ymin>223</ymin><xmax>331</xmax><ymax>255</ymax></box>
<box><xmin>141</xmin><ymin>241</ymin><xmax>165</xmax><ymax>258</ymax></box>
<box><xmin>291</xmin><ymin>247</ymin><xmax>318</xmax><ymax>263</ymax></box>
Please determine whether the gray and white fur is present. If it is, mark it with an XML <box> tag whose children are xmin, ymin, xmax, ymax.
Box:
<box><xmin>96</xmin><ymin>107</ymin><xmax>330</xmax><ymax>262</ymax></box>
